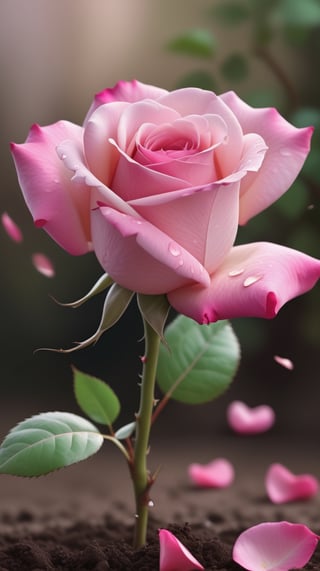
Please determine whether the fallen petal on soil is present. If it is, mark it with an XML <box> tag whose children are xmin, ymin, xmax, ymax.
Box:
<box><xmin>233</xmin><ymin>521</ymin><xmax>319</xmax><ymax>571</ymax></box>
<box><xmin>159</xmin><ymin>529</ymin><xmax>204</xmax><ymax>571</ymax></box>
<box><xmin>188</xmin><ymin>458</ymin><xmax>234</xmax><ymax>488</ymax></box>
<box><xmin>227</xmin><ymin>400</ymin><xmax>275</xmax><ymax>434</ymax></box>
<box><xmin>265</xmin><ymin>463</ymin><xmax>319</xmax><ymax>503</ymax></box>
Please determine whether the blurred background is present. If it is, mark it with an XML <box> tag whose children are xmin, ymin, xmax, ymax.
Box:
<box><xmin>1</xmin><ymin>0</ymin><xmax>320</xmax><ymax>437</ymax></box>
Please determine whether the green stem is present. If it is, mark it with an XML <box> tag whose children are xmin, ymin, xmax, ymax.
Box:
<box><xmin>132</xmin><ymin>319</ymin><xmax>160</xmax><ymax>549</ymax></box>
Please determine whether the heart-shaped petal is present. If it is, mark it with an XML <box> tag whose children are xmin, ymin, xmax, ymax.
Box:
<box><xmin>159</xmin><ymin>529</ymin><xmax>204</xmax><ymax>571</ymax></box>
<box><xmin>233</xmin><ymin>521</ymin><xmax>319</xmax><ymax>571</ymax></box>
<box><xmin>188</xmin><ymin>458</ymin><xmax>234</xmax><ymax>488</ymax></box>
<box><xmin>227</xmin><ymin>400</ymin><xmax>275</xmax><ymax>434</ymax></box>
<box><xmin>265</xmin><ymin>463</ymin><xmax>319</xmax><ymax>504</ymax></box>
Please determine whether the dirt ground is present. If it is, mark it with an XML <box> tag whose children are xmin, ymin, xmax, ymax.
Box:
<box><xmin>0</xmin><ymin>404</ymin><xmax>319</xmax><ymax>570</ymax></box>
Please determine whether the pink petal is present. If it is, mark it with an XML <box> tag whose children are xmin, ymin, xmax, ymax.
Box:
<box><xmin>1</xmin><ymin>212</ymin><xmax>23</xmax><ymax>243</ymax></box>
<box><xmin>11</xmin><ymin>122</ymin><xmax>91</xmax><ymax>255</ymax></box>
<box><xmin>85</xmin><ymin>79</ymin><xmax>168</xmax><ymax>121</ymax></box>
<box><xmin>227</xmin><ymin>401</ymin><xmax>275</xmax><ymax>435</ymax></box>
<box><xmin>266</xmin><ymin>463</ymin><xmax>319</xmax><ymax>504</ymax></box>
<box><xmin>91</xmin><ymin>206</ymin><xmax>210</xmax><ymax>294</ymax></box>
<box><xmin>233</xmin><ymin>521</ymin><xmax>319</xmax><ymax>571</ymax></box>
<box><xmin>220</xmin><ymin>91</ymin><xmax>313</xmax><ymax>224</ymax></box>
<box><xmin>159</xmin><ymin>529</ymin><xmax>204</xmax><ymax>571</ymax></box>
<box><xmin>167</xmin><ymin>242</ymin><xmax>320</xmax><ymax>324</ymax></box>
<box><xmin>188</xmin><ymin>458</ymin><xmax>234</xmax><ymax>488</ymax></box>
<box><xmin>158</xmin><ymin>87</ymin><xmax>244</xmax><ymax>175</ymax></box>
<box><xmin>32</xmin><ymin>253</ymin><xmax>55</xmax><ymax>278</ymax></box>
<box><xmin>273</xmin><ymin>355</ymin><xmax>294</xmax><ymax>370</ymax></box>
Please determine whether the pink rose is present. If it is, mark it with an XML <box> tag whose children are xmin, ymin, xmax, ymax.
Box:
<box><xmin>11</xmin><ymin>80</ymin><xmax>320</xmax><ymax>323</ymax></box>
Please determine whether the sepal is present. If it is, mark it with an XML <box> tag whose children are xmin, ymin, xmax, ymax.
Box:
<box><xmin>137</xmin><ymin>294</ymin><xmax>170</xmax><ymax>344</ymax></box>
<box><xmin>59</xmin><ymin>283</ymin><xmax>134</xmax><ymax>352</ymax></box>
<box><xmin>58</xmin><ymin>273</ymin><xmax>113</xmax><ymax>308</ymax></box>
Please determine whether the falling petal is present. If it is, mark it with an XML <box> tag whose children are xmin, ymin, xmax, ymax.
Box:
<box><xmin>227</xmin><ymin>400</ymin><xmax>275</xmax><ymax>435</ymax></box>
<box><xmin>265</xmin><ymin>463</ymin><xmax>319</xmax><ymax>504</ymax></box>
<box><xmin>32</xmin><ymin>253</ymin><xmax>55</xmax><ymax>278</ymax></box>
<box><xmin>273</xmin><ymin>355</ymin><xmax>294</xmax><ymax>370</ymax></box>
<box><xmin>159</xmin><ymin>529</ymin><xmax>204</xmax><ymax>571</ymax></box>
<box><xmin>233</xmin><ymin>521</ymin><xmax>319</xmax><ymax>571</ymax></box>
<box><xmin>188</xmin><ymin>458</ymin><xmax>234</xmax><ymax>488</ymax></box>
<box><xmin>1</xmin><ymin>212</ymin><xmax>23</xmax><ymax>243</ymax></box>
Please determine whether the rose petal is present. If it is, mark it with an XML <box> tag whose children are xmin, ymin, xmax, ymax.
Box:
<box><xmin>1</xmin><ymin>212</ymin><xmax>23</xmax><ymax>243</ymax></box>
<box><xmin>226</xmin><ymin>401</ymin><xmax>275</xmax><ymax>435</ymax></box>
<box><xmin>85</xmin><ymin>79</ymin><xmax>168</xmax><ymax>122</ymax></box>
<box><xmin>188</xmin><ymin>458</ymin><xmax>234</xmax><ymax>488</ymax></box>
<box><xmin>265</xmin><ymin>463</ymin><xmax>319</xmax><ymax>504</ymax></box>
<box><xmin>233</xmin><ymin>521</ymin><xmax>319</xmax><ymax>571</ymax></box>
<box><xmin>11</xmin><ymin>122</ymin><xmax>91</xmax><ymax>255</ymax></box>
<box><xmin>273</xmin><ymin>355</ymin><xmax>294</xmax><ymax>370</ymax></box>
<box><xmin>91</xmin><ymin>206</ymin><xmax>210</xmax><ymax>294</ymax></box>
<box><xmin>32</xmin><ymin>253</ymin><xmax>55</xmax><ymax>278</ymax></box>
<box><xmin>167</xmin><ymin>242</ymin><xmax>320</xmax><ymax>324</ymax></box>
<box><xmin>159</xmin><ymin>529</ymin><xmax>204</xmax><ymax>571</ymax></box>
<box><xmin>220</xmin><ymin>91</ymin><xmax>313</xmax><ymax>224</ymax></box>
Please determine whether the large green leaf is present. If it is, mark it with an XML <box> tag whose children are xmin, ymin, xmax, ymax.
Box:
<box><xmin>157</xmin><ymin>316</ymin><xmax>240</xmax><ymax>404</ymax></box>
<box><xmin>0</xmin><ymin>412</ymin><xmax>103</xmax><ymax>476</ymax></box>
<box><xmin>73</xmin><ymin>368</ymin><xmax>120</xmax><ymax>426</ymax></box>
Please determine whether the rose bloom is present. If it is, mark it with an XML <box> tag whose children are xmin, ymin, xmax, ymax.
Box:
<box><xmin>11</xmin><ymin>80</ymin><xmax>320</xmax><ymax>323</ymax></box>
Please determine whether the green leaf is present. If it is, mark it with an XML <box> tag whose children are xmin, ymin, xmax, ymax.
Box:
<box><xmin>220</xmin><ymin>53</ymin><xmax>249</xmax><ymax>82</ymax></box>
<box><xmin>0</xmin><ymin>412</ymin><xmax>103</xmax><ymax>476</ymax></box>
<box><xmin>114</xmin><ymin>422</ymin><xmax>136</xmax><ymax>440</ymax></box>
<box><xmin>209</xmin><ymin>2</ymin><xmax>250</xmax><ymax>25</ymax></box>
<box><xmin>73</xmin><ymin>368</ymin><xmax>120</xmax><ymax>426</ymax></box>
<box><xmin>167</xmin><ymin>29</ymin><xmax>216</xmax><ymax>58</ymax></box>
<box><xmin>137</xmin><ymin>294</ymin><xmax>170</xmax><ymax>343</ymax></box>
<box><xmin>157</xmin><ymin>316</ymin><xmax>240</xmax><ymax>404</ymax></box>
<box><xmin>271</xmin><ymin>0</ymin><xmax>320</xmax><ymax>27</ymax></box>
<box><xmin>176</xmin><ymin>70</ymin><xmax>218</xmax><ymax>91</ymax></box>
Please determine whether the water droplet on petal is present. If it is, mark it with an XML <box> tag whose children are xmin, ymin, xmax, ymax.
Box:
<box><xmin>168</xmin><ymin>242</ymin><xmax>181</xmax><ymax>256</ymax></box>
<box><xmin>228</xmin><ymin>268</ymin><xmax>244</xmax><ymax>277</ymax></box>
<box><xmin>61</xmin><ymin>153</ymin><xmax>67</xmax><ymax>160</ymax></box>
<box><xmin>148</xmin><ymin>500</ymin><xmax>154</xmax><ymax>508</ymax></box>
<box><xmin>243</xmin><ymin>275</ymin><xmax>262</xmax><ymax>287</ymax></box>
<box><xmin>279</xmin><ymin>148</ymin><xmax>291</xmax><ymax>157</ymax></box>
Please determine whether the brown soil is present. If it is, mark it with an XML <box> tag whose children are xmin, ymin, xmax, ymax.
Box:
<box><xmin>0</xmin><ymin>414</ymin><xmax>320</xmax><ymax>570</ymax></box>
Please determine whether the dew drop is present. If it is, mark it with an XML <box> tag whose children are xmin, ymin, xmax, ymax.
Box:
<box><xmin>61</xmin><ymin>153</ymin><xmax>67</xmax><ymax>160</ymax></box>
<box><xmin>243</xmin><ymin>275</ymin><xmax>262</xmax><ymax>287</ymax></box>
<box><xmin>168</xmin><ymin>242</ymin><xmax>181</xmax><ymax>256</ymax></box>
<box><xmin>148</xmin><ymin>500</ymin><xmax>154</xmax><ymax>508</ymax></box>
<box><xmin>279</xmin><ymin>148</ymin><xmax>291</xmax><ymax>157</ymax></box>
<box><xmin>228</xmin><ymin>268</ymin><xmax>244</xmax><ymax>277</ymax></box>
